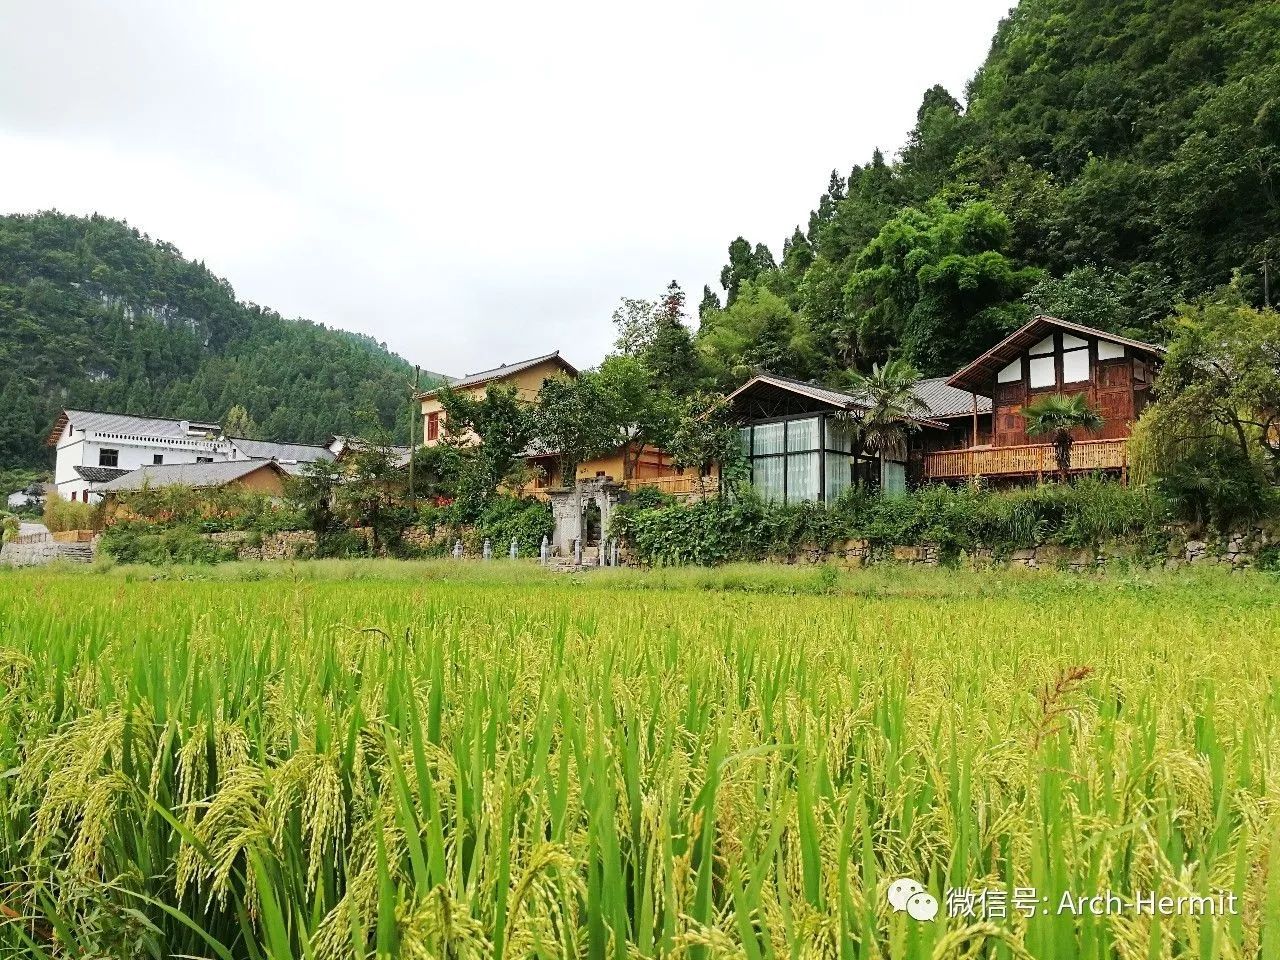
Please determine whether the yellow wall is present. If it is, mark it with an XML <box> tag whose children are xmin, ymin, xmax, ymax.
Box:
<box><xmin>231</xmin><ymin>466</ymin><xmax>287</xmax><ymax>495</ymax></box>
<box><xmin>418</xmin><ymin>358</ymin><xmax>571</xmax><ymax>447</ymax></box>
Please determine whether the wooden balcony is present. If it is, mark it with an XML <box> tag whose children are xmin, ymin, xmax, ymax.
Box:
<box><xmin>923</xmin><ymin>438</ymin><xmax>1128</xmax><ymax>480</ymax></box>
<box><xmin>623</xmin><ymin>475</ymin><xmax>716</xmax><ymax>498</ymax></box>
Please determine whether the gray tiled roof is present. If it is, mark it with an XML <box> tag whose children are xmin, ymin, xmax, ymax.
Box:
<box><xmin>63</xmin><ymin>410</ymin><xmax>222</xmax><ymax>440</ymax></box>
<box><xmin>73</xmin><ymin>465</ymin><xmax>132</xmax><ymax>484</ymax></box>
<box><xmin>726</xmin><ymin>372</ymin><xmax>870</xmax><ymax>410</ymax></box>
<box><xmin>230</xmin><ymin>437</ymin><xmax>336</xmax><ymax>464</ymax></box>
<box><xmin>419</xmin><ymin>351</ymin><xmax>576</xmax><ymax>396</ymax></box>
<box><xmin>910</xmin><ymin>377</ymin><xmax>992</xmax><ymax>419</ymax></box>
<box><xmin>100</xmin><ymin>460</ymin><xmax>282</xmax><ymax>492</ymax></box>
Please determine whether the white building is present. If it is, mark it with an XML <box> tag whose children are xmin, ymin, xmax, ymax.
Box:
<box><xmin>226</xmin><ymin>437</ymin><xmax>336</xmax><ymax>475</ymax></box>
<box><xmin>48</xmin><ymin>410</ymin><xmax>235</xmax><ymax>504</ymax></box>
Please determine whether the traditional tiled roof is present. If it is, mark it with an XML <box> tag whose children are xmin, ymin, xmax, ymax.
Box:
<box><xmin>727</xmin><ymin>372</ymin><xmax>948</xmax><ymax>428</ymax></box>
<box><xmin>416</xmin><ymin>351</ymin><xmax>576</xmax><ymax>400</ymax></box>
<box><xmin>230</xmin><ymin>437</ymin><xmax>336</xmax><ymax>464</ymax></box>
<box><xmin>46</xmin><ymin>409</ymin><xmax>223</xmax><ymax>445</ymax></box>
<box><xmin>946</xmin><ymin>315</ymin><xmax>1165</xmax><ymax>393</ymax></box>
<box><xmin>72</xmin><ymin>465</ymin><xmax>132</xmax><ymax>484</ymax></box>
<box><xmin>910</xmin><ymin>377</ymin><xmax>992</xmax><ymax>419</ymax></box>
<box><xmin>100</xmin><ymin>460</ymin><xmax>286</xmax><ymax>492</ymax></box>
<box><xmin>726</xmin><ymin>372</ymin><xmax>869</xmax><ymax>410</ymax></box>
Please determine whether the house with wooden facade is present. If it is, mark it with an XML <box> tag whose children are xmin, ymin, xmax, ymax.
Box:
<box><xmin>415</xmin><ymin>350</ymin><xmax>688</xmax><ymax>496</ymax></box>
<box><xmin>918</xmin><ymin>315</ymin><xmax>1165</xmax><ymax>482</ymax></box>
<box><xmin>724</xmin><ymin>316</ymin><xmax>1165</xmax><ymax>502</ymax></box>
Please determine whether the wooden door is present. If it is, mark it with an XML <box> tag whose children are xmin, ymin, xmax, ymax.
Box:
<box><xmin>1095</xmin><ymin>359</ymin><xmax>1133</xmax><ymax>439</ymax></box>
<box><xmin>993</xmin><ymin>380</ymin><xmax>1026</xmax><ymax>446</ymax></box>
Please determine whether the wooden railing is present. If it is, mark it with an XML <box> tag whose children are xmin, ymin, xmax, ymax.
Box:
<box><xmin>923</xmin><ymin>438</ymin><xmax>1128</xmax><ymax>480</ymax></box>
<box><xmin>623</xmin><ymin>475</ymin><xmax>715</xmax><ymax>497</ymax></box>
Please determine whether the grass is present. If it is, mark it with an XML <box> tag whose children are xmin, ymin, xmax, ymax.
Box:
<box><xmin>0</xmin><ymin>561</ymin><xmax>1277</xmax><ymax>958</ymax></box>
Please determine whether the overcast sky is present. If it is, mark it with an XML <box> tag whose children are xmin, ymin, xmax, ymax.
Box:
<box><xmin>0</xmin><ymin>0</ymin><xmax>1013</xmax><ymax>379</ymax></box>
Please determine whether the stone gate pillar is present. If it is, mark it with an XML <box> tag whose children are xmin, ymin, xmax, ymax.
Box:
<box><xmin>548</xmin><ymin>487</ymin><xmax>582</xmax><ymax>557</ymax></box>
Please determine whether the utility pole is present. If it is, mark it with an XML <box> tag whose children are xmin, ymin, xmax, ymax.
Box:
<box><xmin>408</xmin><ymin>365</ymin><xmax>420</xmax><ymax>502</ymax></box>
<box><xmin>1264</xmin><ymin>251</ymin><xmax>1272</xmax><ymax>310</ymax></box>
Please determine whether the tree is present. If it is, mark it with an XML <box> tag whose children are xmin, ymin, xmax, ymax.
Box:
<box><xmin>437</xmin><ymin>384</ymin><xmax>535</xmax><ymax>516</ymax></box>
<box><xmin>697</xmin><ymin>281</ymin><xmax>818</xmax><ymax>387</ymax></box>
<box><xmin>331</xmin><ymin>431</ymin><xmax>405</xmax><ymax>554</ymax></box>
<box><xmin>609</xmin><ymin>283</ymin><xmax>704</xmax><ymax>397</ymax></box>
<box><xmin>837</xmin><ymin>360</ymin><xmax>931</xmax><ymax>488</ymax></box>
<box><xmin>665</xmin><ymin>392</ymin><xmax>746</xmax><ymax>497</ymax></box>
<box><xmin>534</xmin><ymin>374</ymin><xmax>620</xmax><ymax>484</ymax></box>
<box><xmin>719</xmin><ymin>238</ymin><xmax>776</xmax><ymax>306</ymax></box>
<box><xmin>610</xmin><ymin>296</ymin><xmax>661</xmax><ymax>357</ymax></box>
<box><xmin>646</xmin><ymin>282</ymin><xmax>704</xmax><ymax>396</ymax></box>
<box><xmin>843</xmin><ymin>200</ymin><xmax>1040</xmax><ymax>375</ymax></box>
<box><xmin>1023</xmin><ymin>393</ymin><xmax>1104</xmax><ymax>480</ymax></box>
<box><xmin>697</xmin><ymin>285</ymin><xmax>721</xmax><ymax>322</ymax></box>
<box><xmin>1144</xmin><ymin>300</ymin><xmax>1280</xmax><ymax>477</ymax></box>
<box><xmin>222</xmin><ymin>404</ymin><xmax>259</xmax><ymax>439</ymax></box>
<box><xmin>594</xmin><ymin>356</ymin><xmax>679</xmax><ymax>480</ymax></box>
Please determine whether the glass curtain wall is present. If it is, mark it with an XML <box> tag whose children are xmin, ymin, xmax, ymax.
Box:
<box><xmin>741</xmin><ymin>413</ymin><xmax>869</xmax><ymax>504</ymax></box>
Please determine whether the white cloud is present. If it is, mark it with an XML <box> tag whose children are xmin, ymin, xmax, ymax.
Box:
<box><xmin>0</xmin><ymin>0</ymin><xmax>1014</xmax><ymax>377</ymax></box>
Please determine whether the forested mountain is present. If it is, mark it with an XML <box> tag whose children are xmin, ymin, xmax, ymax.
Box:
<box><xmin>698</xmin><ymin>0</ymin><xmax>1279</xmax><ymax>383</ymax></box>
<box><xmin>0</xmin><ymin>212</ymin><xmax>447</xmax><ymax>469</ymax></box>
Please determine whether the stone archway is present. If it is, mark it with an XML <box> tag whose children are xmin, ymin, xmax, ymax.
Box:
<box><xmin>548</xmin><ymin>477</ymin><xmax>621</xmax><ymax>558</ymax></box>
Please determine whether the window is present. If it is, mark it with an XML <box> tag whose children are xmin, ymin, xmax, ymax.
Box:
<box><xmin>786</xmin><ymin>417</ymin><xmax>819</xmax><ymax>452</ymax></box>
<box><xmin>752</xmin><ymin>456</ymin><xmax>784</xmax><ymax>502</ymax></box>
<box><xmin>197</xmin><ymin>456</ymin><xmax>214</xmax><ymax>464</ymax></box>
<box><xmin>825</xmin><ymin>417</ymin><xmax>854</xmax><ymax>453</ymax></box>
<box><xmin>1029</xmin><ymin>355</ymin><xmax>1055</xmax><ymax>388</ymax></box>
<box><xmin>70</xmin><ymin>491</ymin><xmax>78</xmax><ymax>502</ymax></box>
<box><xmin>153</xmin><ymin>454</ymin><xmax>164</xmax><ymax>465</ymax></box>
<box><xmin>752</xmin><ymin>422</ymin><xmax>784</xmax><ymax>455</ymax></box>
<box><xmin>1062</xmin><ymin>347</ymin><xmax>1089</xmax><ymax>383</ymax></box>
<box><xmin>1029</xmin><ymin>335</ymin><xmax>1055</xmax><ymax>356</ymax></box>
<box><xmin>426</xmin><ymin>411</ymin><xmax>440</xmax><ymax>442</ymax></box>
<box><xmin>883</xmin><ymin>461</ymin><xmax>907</xmax><ymax>496</ymax></box>
<box><xmin>98</xmin><ymin>448</ymin><xmax>119</xmax><ymax>467</ymax></box>
<box><xmin>824</xmin><ymin>451</ymin><xmax>851</xmax><ymax>502</ymax></box>
<box><xmin>744</xmin><ymin>413</ymin><xmax>865</xmax><ymax>504</ymax></box>
<box><xmin>997</xmin><ymin>359</ymin><xmax>1021</xmax><ymax>383</ymax></box>
<box><xmin>787</xmin><ymin>453</ymin><xmax>819</xmax><ymax>501</ymax></box>
<box><xmin>1098</xmin><ymin>340</ymin><xmax>1125</xmax><ymax>361</ymax></box>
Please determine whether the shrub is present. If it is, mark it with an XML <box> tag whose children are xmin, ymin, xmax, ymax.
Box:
<box><xmin>111</xmin><ymin>485</ymin><xmax>307</xmax><ymax>533</ymax></box>
<box><xmin>1</xmin><ymin>513</ymin><xmax>18</xmax><ymax>544</ymax></box>
<box><xmin>43</xmin><ymin>496</ymin><xmax>99</xmax><ymax>533</ymax></box>
<box><xmin>316</xmin><ymin>530</ymin><xmax>375</xmax><ymax>559</ymax></box>
<box><xmin>99</xmin><ymin>522</ymin><xmax>237</xmax><ymax>565</ymax></box>
<box><xmin>618</xmin><ymin>479</ymin><xmax>1178</xmax><ymax>566</ymax></box>
<box><xmin>476</xmin><ymin>496</ymin><xmax>553</xmax><ymax>556</ymax></box>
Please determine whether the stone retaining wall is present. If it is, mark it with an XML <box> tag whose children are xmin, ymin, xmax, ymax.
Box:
<box><xmin>752</xmin><ymin>527</ymin><xmax>1269</xmax><ymax>571</ymax></box>
<box><xmin>205</xmin><ymin>530</ymin><xmax>316</xmax><ymax>560</ymax></box>
<box><xmin>1</xmin><ymin>537</ymin><xmax>96</xmax><ymax>566</ymax></box>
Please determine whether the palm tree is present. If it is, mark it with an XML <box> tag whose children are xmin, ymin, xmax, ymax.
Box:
<box><xmin>839</xmin><ymin>359</ymin><xmax>931</xmax><ymax>490</ymax></box>
<box><xmin>1023</xmin><ymin>393</ymin><xmax>1104</xmax><ymax>480</ymax></box>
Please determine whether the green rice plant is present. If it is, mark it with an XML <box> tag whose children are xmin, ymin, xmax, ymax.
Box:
<box><xmin>0</xmin><ymin>564</ymin><xmax>1275</xmax><ymax>958</ymax></box>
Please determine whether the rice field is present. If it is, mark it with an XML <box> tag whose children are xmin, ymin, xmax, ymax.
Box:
<box><xmin>0</xmin><ymin>562</ymin><xmax>1278</xmax><ymax>958</ymax></box>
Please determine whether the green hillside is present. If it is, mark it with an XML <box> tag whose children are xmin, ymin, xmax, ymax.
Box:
<box><xmin>0</xmin><ymin>212</ymin><xmax>447</xmax><ymax>469</ymax></box>
<box><xmin>699</xmin><ymin>0</ymin><xmax>1279</xmax><ymax>383</ymax></box>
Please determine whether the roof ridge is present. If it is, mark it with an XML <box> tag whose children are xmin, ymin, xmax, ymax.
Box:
<box><xmin>63</xmin><ymin>407</ymin><xmax>220</xmax><ymax>424</ymax></box>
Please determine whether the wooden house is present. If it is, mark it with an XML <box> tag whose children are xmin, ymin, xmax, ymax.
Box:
<box><xmin>416</xmin><ymin>350</ymin><xmax>689</xmax><ymax>496</ymax></box>
<box><xmin>417</xmin><ymin>352</ymin><xmax>578</xmax><ymax>447</ymax></box>
<box><xmin>918</xmin><ymin>316</ymin><xmax>1165</xmax><ymax>482</ymax></box>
